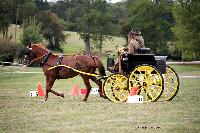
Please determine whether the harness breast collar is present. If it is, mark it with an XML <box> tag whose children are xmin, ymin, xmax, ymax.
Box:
<box><xmin>39</xmin><ymin>51</ymin><xmax>51</xmax><ymax>67</ymax></box>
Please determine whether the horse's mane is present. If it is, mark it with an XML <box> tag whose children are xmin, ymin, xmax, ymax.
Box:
<box><xmin>33</xmin><ymin>43</ymin><xmax>49</xmax><ymax>51</ymax></box>
<box><xmin>32</xmin><ymin>43</ymin><xmax>98</xmax><ymax>57</ymax></box>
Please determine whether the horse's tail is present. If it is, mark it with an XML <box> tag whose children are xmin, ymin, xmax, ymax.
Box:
<box><xmin>93</xmin><ymin>56</ymin><xmax>106</xmax><ymax>76</ymax></box>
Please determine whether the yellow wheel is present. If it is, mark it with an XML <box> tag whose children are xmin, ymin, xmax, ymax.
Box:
<box><xmin>163</xmin><ymin>66</ymin><xmax>179</xmax><ymax>101</ymax></box>
<box><xmin>129</xmin><ymin>65</ymin><xmax>164</xmax><ymax>102</ymax></box>
<box><xmin>103</xmin><ymin>73</ymin><xmax>128</xmax><ymax>102</ymax></box>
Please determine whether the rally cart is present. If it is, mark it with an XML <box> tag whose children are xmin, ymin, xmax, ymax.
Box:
<box><xmin>104</xmin><ymin>48</ymin><xmax>179</xmax><ymax>103</ymax></box>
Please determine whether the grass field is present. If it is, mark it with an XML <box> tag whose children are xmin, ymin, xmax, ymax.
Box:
<box><xmin>1</xmin><ymin>25</ymin><xmax>200</xmax><ymax>132</ymax></box>
<box><xmin>63</xmin><ymin>31</ymin><xmax>125</xmax><ymax>55</ymax></box>
<box><xmin>0</xmin><ymin>26</ymin><xmax>125</xmax><ymax>56</ymax></box>
<box><xmin>0</xmin><ymin>64</ymin><xmax>200</xmax><ymax>133</ymax></box>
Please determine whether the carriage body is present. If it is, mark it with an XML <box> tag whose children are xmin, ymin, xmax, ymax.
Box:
<box><xmin>121</xmin><ymin>54</ymin><xmax>167</xmax><ymax>74</ymax></box>
<box><xmin>104</xmin><ymin>49</ymin><xmax>179</xmax><ymax>103</ymax></box>
<box><xmin>107</xmin><ymin>54</ymin><xmax>167</xmax><ymax>74</ymax></box>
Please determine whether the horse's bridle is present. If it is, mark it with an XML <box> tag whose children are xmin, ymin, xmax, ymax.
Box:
<box><xmin>23</xmin><ymin>46</ymin><xmax>51</xmax><ymax>66</ymax></box>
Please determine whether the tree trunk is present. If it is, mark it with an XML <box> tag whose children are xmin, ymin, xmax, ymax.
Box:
<box><xmin>2</xmin><ymin>27</ymin><xmax>8</xmax><ymax>39</ymax></box>
<box><xmin>99</xmin><ymin>33</ymin><xmax>103</xmax><ymax>56</ymax></box>
<box><xmin>84</xmin><ymin>34</ymin><xmax>91</xmax><ymax>54</ymax></box>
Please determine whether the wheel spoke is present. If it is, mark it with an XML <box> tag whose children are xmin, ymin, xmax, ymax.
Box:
<box><xmin>163</xmin><ymin>66</ymin><xmax>179</xmax><ymax>101</ymax></box>
<box><xmin>149</xmin><ymin>85</ymin><xmax>160</xmax><ymax>96</ymax></box>
<box><xmin>129</xmin><ymin>65</ymin><xmax>164</xmax><ymax>102</ymax></box>
<box><xmin>104</xmin><ymin>74</ymin><xmax>128</xmax><ymax>102</ymax></box>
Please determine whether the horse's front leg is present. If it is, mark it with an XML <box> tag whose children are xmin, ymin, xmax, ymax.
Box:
<box><xmin>90</xmin><ymin>76</ymin><xmax>107</xmax><ymax>99</ymax></box>
<box><xmin>43</xmin><ymin>77</ymin><xmax>64</xmax><ymax>101</ymax></box>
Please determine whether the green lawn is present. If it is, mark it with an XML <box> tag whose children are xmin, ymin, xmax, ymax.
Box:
<box><xmin>63</xmin><ymin>31</ymin><xmax>125</xmax><ymax>55</ymax></box>
<box><xmin>0</xmin><ymin>65</ymin><xmax>200</xmax><ymax>133</ymax></box>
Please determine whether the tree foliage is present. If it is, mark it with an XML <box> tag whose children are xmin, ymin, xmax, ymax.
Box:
<box><xmin>126</xmin><ymin>0</ymin><xmax>174</xmax><ymax>55</ymax></box>
<box><xmin>0</xmin><ymin>0</ymin><xmax>36</xmax><ymax>39</ymax></box>
<box><xmin>89</xmin><ymin>0</ymin><xmax>114</xmax><ymax>54</ymax></box>
<box><xmin>51</xmin><ymin>0</ymin><xmax>114</xmax><ymax>54</ymax></box>
<box><xmin>21</xmin><ymin>17</ymin><xmax>44</xmax><ymax>46</ymax></box>
<box><xmin>36</xmin><ymin>11</ymin><xmax>65</xmax><ymax>52</ymax></box>
<box><xmin>173</xmin><ymin>0</ymin><xmax>200</xmax><ymax>61</ymax></box>
<box><xmin>0</xmin><ymin>0</ymin><xmax>199</xmax><ymax>61</ymax></box>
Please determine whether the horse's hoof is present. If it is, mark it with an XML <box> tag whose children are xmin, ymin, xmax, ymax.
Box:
<box><xmin>82</xmin><ymin>99</ymin><xmax>87</xmax><ymax>102</ymax></box>
<box><xmin>100</xmin><ymin>94</ymin><xmax>108</xmax><ymax>99</ymax></box>
<box><xmin>41</xmin><ymin>98</ymin><xmax>47</xmax><ymax>102</ymax></box>
<box><xmin>61</xmin><ymin>92</ymin><xmax>64</xmax><ymax>98</ymax></box>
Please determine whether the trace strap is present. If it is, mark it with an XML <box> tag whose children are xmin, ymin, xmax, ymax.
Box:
<box><xmin>48</xmin><ymin>65</ymin><xmax>106</xmax><ymax>78</ymax></box>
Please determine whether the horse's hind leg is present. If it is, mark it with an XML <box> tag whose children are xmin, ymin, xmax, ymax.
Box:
<box><xmin>44</xmin><ymin>77</ymin><xmax>64</xmax><ymax>101</ymax></box>
<box><xmin>81</xmin><ymin>75</ymin><xmax>92</xmax><ymax>102</ymax></box>
<box><xmin>90</xmin><ymin>76</ymin><xmax>107</xmax><ymax>99</ymax></box>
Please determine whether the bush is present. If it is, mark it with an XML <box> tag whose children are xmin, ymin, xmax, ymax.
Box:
<box><xmin>0</xmin><ymin>38</ymin><xmax>18</xmax><ymax>63</ymax></box>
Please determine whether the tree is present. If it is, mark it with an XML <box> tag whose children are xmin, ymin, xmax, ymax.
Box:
<box><xmin>50</xmin><ymin>0</ymin><xmax>115</xmax><ymax>54</ymax></box>
<box><xmin>111</xmin><ymin>1</ymin><xmax>128</xmax><ymax>38</ymax></box>
<box><xmin>21</xmin><ymin>17</ymin><xmax>44</xmax><ymax>46</ymax></box>
<box><xmin>173</xmin><ymin>0</ymin><xmax>200</xmax><ymax>61</ymax></box>
<box><xmin>78</xmin><ymin>0</ymin><xmax>114</xmax><ymax>54</ymax></box>
<box><xmin>0</xmin><ymin>0</ymin><xmax>11</xmax><ymax>39</ymax></box>
<box><xmin>14</xmin><ymin>17</ymin><xmax>44</xmax><ymax>60</ymax></box>
<box><xmin>119</xmin><ymin>19</ymin><xmax>131</xmax><ymax>46</ymax></box>
<box><xmin>76</xmin><ymin>0</ymin><xmax>93</xmax><ymax>54</ymax></box>
<box><xmin>51</xmin><ymin>0</ymin><xmax>83</xmax><ymax>31</ymax></box>
<box><xmin>91</xmin><ymin>0</ymin><xmax>114</xmax><ymax>54</ymax></box>
<box><xmin>0</xmin><ymin>0</ymin><xmax>36</xmax><ymax>62</ymax></box>
<box><xmin>35</xmin><ymin>0</ymin><xmax>50</xmax><ymax>11</ymax></box>
<box><xmin>126</xmin><ymin>0</ymin><xmax>174</xmax><ymax>55</ymax></box>
<box><xmin>0</xmin><ymin>0</ymin><xmax>36</xmax><ymax>38</ymax></box>
<box><xmin>36</xmin><ymin>11</ymin><xmax>65</xmax><ymax>52</ymax></box>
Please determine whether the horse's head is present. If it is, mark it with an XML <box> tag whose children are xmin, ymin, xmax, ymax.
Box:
<box><xmin>23</xmin><ymin>43</ymin><xmax>49</xmax><ymax>65</ymax></box>
<box><xmin>23</xmin><ymin>43</ymin><xmax>36</xmax><ymax>65</ymax></box>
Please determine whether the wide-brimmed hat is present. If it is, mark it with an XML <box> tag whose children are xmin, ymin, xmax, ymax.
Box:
<box><xmin>131</xmin><ymin>28</ymin><xmax>141</xmax><ymax>35</ymax></box>
<box><xmin>128</xmin><ymin>31</ymin><xmax>135</xmax><ymax>36</ymax></box>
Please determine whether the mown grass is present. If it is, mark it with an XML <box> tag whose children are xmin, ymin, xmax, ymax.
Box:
<box><xmin>169</xmin><ymin>64</ymin><xmax>200</xmax><ymax>76</ymax></box>
<box><xmin>0</xmin><ymin>65</ymin><xmax>200</xmax><ymax>133</ymax></box>
<box><xmin>63</xmin><ymin>31</ymin><xmax>125</xmax><ymax>55</ymax></box>
<box><xmin>1</xmin><ymin>25</ymin><xmax>200</xmax><ymax>132</ymax></box>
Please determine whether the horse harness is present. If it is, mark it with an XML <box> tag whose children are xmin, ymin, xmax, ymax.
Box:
<box><xmin>55</xmin><ymin>54</ymin><xmax>64</xmax><ymax>79</ymax></box>
<box><xmin>32</xmin><ymin>51</ymin><xmax>100</xmax><ymax>79</ymax></box>
<box><xmin>33</xmin><ymin>51</ymin><xmax>64</xmax><ymax>79</ymax></box>
<box><xmin>39</xmin><ymin>51</ymin><xmax>52</xmax><ymax>67</ymax></box>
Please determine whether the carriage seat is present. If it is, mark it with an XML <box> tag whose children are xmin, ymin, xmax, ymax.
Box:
<box><xmin>138</xmin><ymin>48</ymin><xmax>151</xmax><ymax>54</ymax></box>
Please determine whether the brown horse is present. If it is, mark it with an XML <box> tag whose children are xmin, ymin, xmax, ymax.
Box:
<box><xmin>23</xmin><ymin>43</ymin><xmax>107</xmax><ymax>101</ymax></box>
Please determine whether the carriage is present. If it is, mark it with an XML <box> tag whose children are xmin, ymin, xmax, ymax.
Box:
<box><xmin>24</xmin><ymin>44</ymin><xmax>179</xmax><ymax>102</ymax></box>
<box><xmin>104</xmin><ymin>48</ymin><xmax>179</xmax><ymax>103</ymax></box>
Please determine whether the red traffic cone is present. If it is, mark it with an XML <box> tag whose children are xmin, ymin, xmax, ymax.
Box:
<box><xmin>37</xmin><ymin>82</ymin><xmax>45</xmax><ymax>97</ymax></box>
<box><xmin>129</xmin><ymin>85</ymin><xmax>138</xmax><ymax>96</ymax></box>
<box><xmin>80</xmin><ymin>88</ymin><xmax>87</xmax><ymax>95</ymax></box>
<box><xmin>70</xmin><ymin>83</ymin><xmax>79</xmax><ymax>96</ymax></box>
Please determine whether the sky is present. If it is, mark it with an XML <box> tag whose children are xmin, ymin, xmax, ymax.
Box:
<box><xmin>107</xmin><ymin>0</ymin><xmax>122</xmax><ymax>3</ymax></box>
<box><xmin>48</xmin><ymin>0</ymin><xmax>122</xmax><ymax>3</ymax></box>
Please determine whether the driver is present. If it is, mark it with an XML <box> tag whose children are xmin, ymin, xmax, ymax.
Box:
<box><xmin>118</xmin><ymin>28</ymin><xmax>144</xmax><ymax>55</ymax></box>
<box><xmin>128</xmin><ymin>28</ymin><xmax>145</xmax><ymax>54</ymax></box>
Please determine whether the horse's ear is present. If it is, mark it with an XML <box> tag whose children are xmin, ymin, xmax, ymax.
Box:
<box><xmin>27</xmin><ymin>42</ymin><xmax>31</xmax><ymax>48</ymax></box>
<box><xmin>26</xmin><ymin>42</ymin><xmax>32</xmax><ymax>51</ymax></box>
